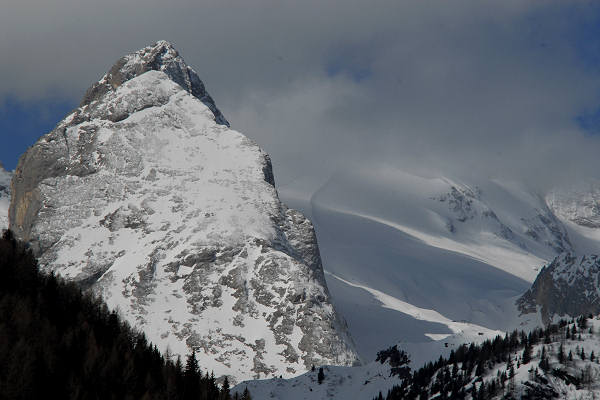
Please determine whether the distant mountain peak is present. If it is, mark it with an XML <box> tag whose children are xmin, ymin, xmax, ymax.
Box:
<box><xmin>81</xmin><ymin>40</ymin><xmax>229</xmax><ymax>126</ymax></box>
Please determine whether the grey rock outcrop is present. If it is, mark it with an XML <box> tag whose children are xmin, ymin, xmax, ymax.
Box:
<box><xmin>547</xmin><ymin>183</ymin><xmax>600</xmax><ymax>229</ymax></box>
<box><xmin>0</xmin><ymin>163</ymin><xmax>10</xmax><ymax>230</ymax></box>
<box><xmin>8</xmin><ymin>41</ymin><xmax>358</xmax><ymax>382</ymax></box>
<box><xmin>436</xmin><ymin>185</ymin><xmax>571</xmax><ymax>254</ymax></box>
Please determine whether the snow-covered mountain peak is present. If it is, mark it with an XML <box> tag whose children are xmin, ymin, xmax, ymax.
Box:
<box><xmin>8</xmin><ymin>43</ymin><xmax>358</xmax><ymax>383</ymax></box>
<box><xmin>518</xmin><ymin>252</ymin><xmax>600</xmax><ymax>324</ymax></box>
<box><xmin>81</xmin><ymin>40</ymin><xmax>228</xmax><ymax>126</ymax></box>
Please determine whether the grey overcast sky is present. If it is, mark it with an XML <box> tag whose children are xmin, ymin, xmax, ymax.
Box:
<box><xmin>2</xmin><ymin>1</ymin><xmax>600</xmax><ymax>197</ymax></box>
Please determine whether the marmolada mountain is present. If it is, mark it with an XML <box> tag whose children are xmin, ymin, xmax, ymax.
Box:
<box><xmin>7</xmin><ymin>41</ymin><xmax>358</xmax><ymax>383</ymax></box>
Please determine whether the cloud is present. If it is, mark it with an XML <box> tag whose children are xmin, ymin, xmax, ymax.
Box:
<box><xmin>2</xmin><ymin>0</ymin><xmax>600</xmax><ymax>194</ymax></box>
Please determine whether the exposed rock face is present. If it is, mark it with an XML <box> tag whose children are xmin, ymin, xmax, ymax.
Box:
<box><xmin>0</xmin><ymin>163</ymin><xmax>10</xmax><ymax>230</ymax></box>
<box><xmin>517</xmin><ymin>253</ymin><xmax>600</xmax><ymax>324</ymax></box>
<box><xmin>81</xmin><ymin>40</ymin><xmax>229</xmax><ymax>127</ymax></box>
<box><xmin>547</xmin><ymin>183</ymin><xmax>600</xmax><ymax>228</ymax></box>
<box><xmin>8</xmin><ymin>41</ymin><xmax>358</xmax><ymax>382</ymax></box>
<box><xmin>436</xmin><ymin>184</ymin><xmax>572</xmax><ymax>254</ymax></box>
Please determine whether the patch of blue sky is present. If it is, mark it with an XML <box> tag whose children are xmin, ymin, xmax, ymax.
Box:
<box><xmin>0</xmin><ymin>97</ymin><xmax>75</xmax><ymax>170</ymax></box>
<box><xmin>561</xmin><ymin>4</ymin><xmax>600</xmax><ymax>134</ymax></box>
<box><xmin>325</xmin><ymin>42</ymin><xmax>374</xmax><ymax>83</ymax></box>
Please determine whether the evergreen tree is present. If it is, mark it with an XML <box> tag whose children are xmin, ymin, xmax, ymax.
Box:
<box><xmin>185</xmin><ymin>351</ymin><xmax>199</xmax><ymax>376</ymax></box>
<box><xmin>522</xmin><ymin>340</ymin><xmax>532</xmax><ymax>364</ymax></box>
<box><xmin>221</xmin><ymin>376</ymin><xmax>231</xmax><ymax>400</ymax></box>
<box><xmin>475</xmin><ymin>361</ymin><xmax>484</xmax><ymax>377</ymax></box>
<box><xmin>558</xmin><ymin>343</ymin><xmax>565</xmax><ymax>364</ymax></box>
<box><xmin>183</xmin><ymin>351</ymin><xmax>200</xmax><ymax>399</ymax></box>
<box><xmin>0</xmin><ymin>230</ymin><xmax>233</xmax><ymax>400</ymax></box>
<box><xmin>539</xmin><ymin>347</ymin><xmax>550</xmax><ymax>372</ymax></box>
<box><xmin>241</xmin><ymin>387</ymin><xmax>252</xmax><ymax>400</ymax></box>
<box><xmin>318</xmin><ymin>367</ymin><xmax>325</xmax><ymax>384</ymax></box>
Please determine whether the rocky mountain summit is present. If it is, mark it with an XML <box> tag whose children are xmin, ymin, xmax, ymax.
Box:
<box><xmin>518</xmin><ymin>253</ymin><xmax>600</xmax><ymax>324</ymax></box>
<box><xmin>8</xmin><ymin>41</ymin><xmax>358</xmax><ymax>382</ymax></box>
<box><xmin>0</xmin><ymin>163</ymin><xmax>10</xmax><ymax>230</ymax></box>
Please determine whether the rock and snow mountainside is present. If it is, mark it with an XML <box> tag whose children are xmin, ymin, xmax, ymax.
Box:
<box><xmin>515</xmin><ymin>183</ymin><xmax>600</xmax><ymax>325</ymax></box>
<box><xmin>518</xmin><ymin>254</ymin><xmax>600</xmax><ymax>324</ymax></box>
<box><xmin>277</xmin><ymin>170</ymin><xmax>600</xmax><ymax>370</ymax></box>
<box><xmin>8</xmin><ymin>41</ymin><xmax>358</xmax><ymax>382</ymax></box>
<box><xmin>0</xmin><ymin>164</ymin><xmax>11</xmax><ymax>230</ymax></box>
<box><xmin>238</xmin><ymin>316</ymin><xmax>600</xmax><ymax>399</ymax></box>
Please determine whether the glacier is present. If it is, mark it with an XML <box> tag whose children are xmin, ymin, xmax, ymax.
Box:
<box><xmin>280</xmin><ymin>169</ymin><xmax>600</xmax><ymax>367</ymax></box>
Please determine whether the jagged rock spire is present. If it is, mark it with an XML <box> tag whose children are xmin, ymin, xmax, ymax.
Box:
<box><xmin>81</xmin><ymin>40</ymin><xmax>229</xmax><ymax>126</ymax></box>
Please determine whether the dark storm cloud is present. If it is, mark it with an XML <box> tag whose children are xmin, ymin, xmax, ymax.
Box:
<box><xmin>2</xmin><ymin>0</ymin><xmax>600</xmax><ymax>194</ymax></box>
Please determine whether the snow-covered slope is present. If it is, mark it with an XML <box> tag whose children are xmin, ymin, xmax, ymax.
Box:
<box><xmin>278</xmin><ymin>169</ymin><xmax>600</xmax><ymax>369</ymax></box>
<box><xmin>237</xmin><ymin>315</ymin><xmax>600</xmax><ymax>399</ymax></box>
<box><xmin>234</xmin><ymin>360</ymin><xmax>401</xmax><ymax>400</ymax></box>
<box><xmin>8</xmin><ymin>41</ymin><xmax>358</xmax><ymax>383</ymax></box>
<box><xmin>395</xmin><ymin>316</ymin><xmax>600</xmax><ymax>399</ymax></box>
<box><xmin>0</xmin><ymin>164</ymin><xmax>10</xmax><ymax>231</ymax></box>
<box><xmin>435</xmin><ymin>317</ymin><xmax>600</xmax><ymax>399</ymax></box>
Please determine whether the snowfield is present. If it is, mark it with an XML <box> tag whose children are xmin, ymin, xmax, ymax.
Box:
<box><xmin>234</xmin><ymin>360</ymin><xmax>401</xmax><ymax>400</ymax></box>
<box><xmin>280</xmin><ymin>168</ymin><xmax>600</xmax><ymax>370</ymax></box>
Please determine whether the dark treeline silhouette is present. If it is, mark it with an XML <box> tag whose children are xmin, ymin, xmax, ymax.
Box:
<box><xmin>377</xmin><ymin>315</ymin><xmax>593</xmax><ymax>400</ymax></box>
<box><xmin>0</xmin><ymin>230</ymin><xmax>249</xmax><ymax>400</ymax></box>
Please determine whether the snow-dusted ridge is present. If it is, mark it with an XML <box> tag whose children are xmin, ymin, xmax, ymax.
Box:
<box><xmin>8</xmin><ymin>41</ymin><xmax>358</xmax><ymax>383</ymax></box>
